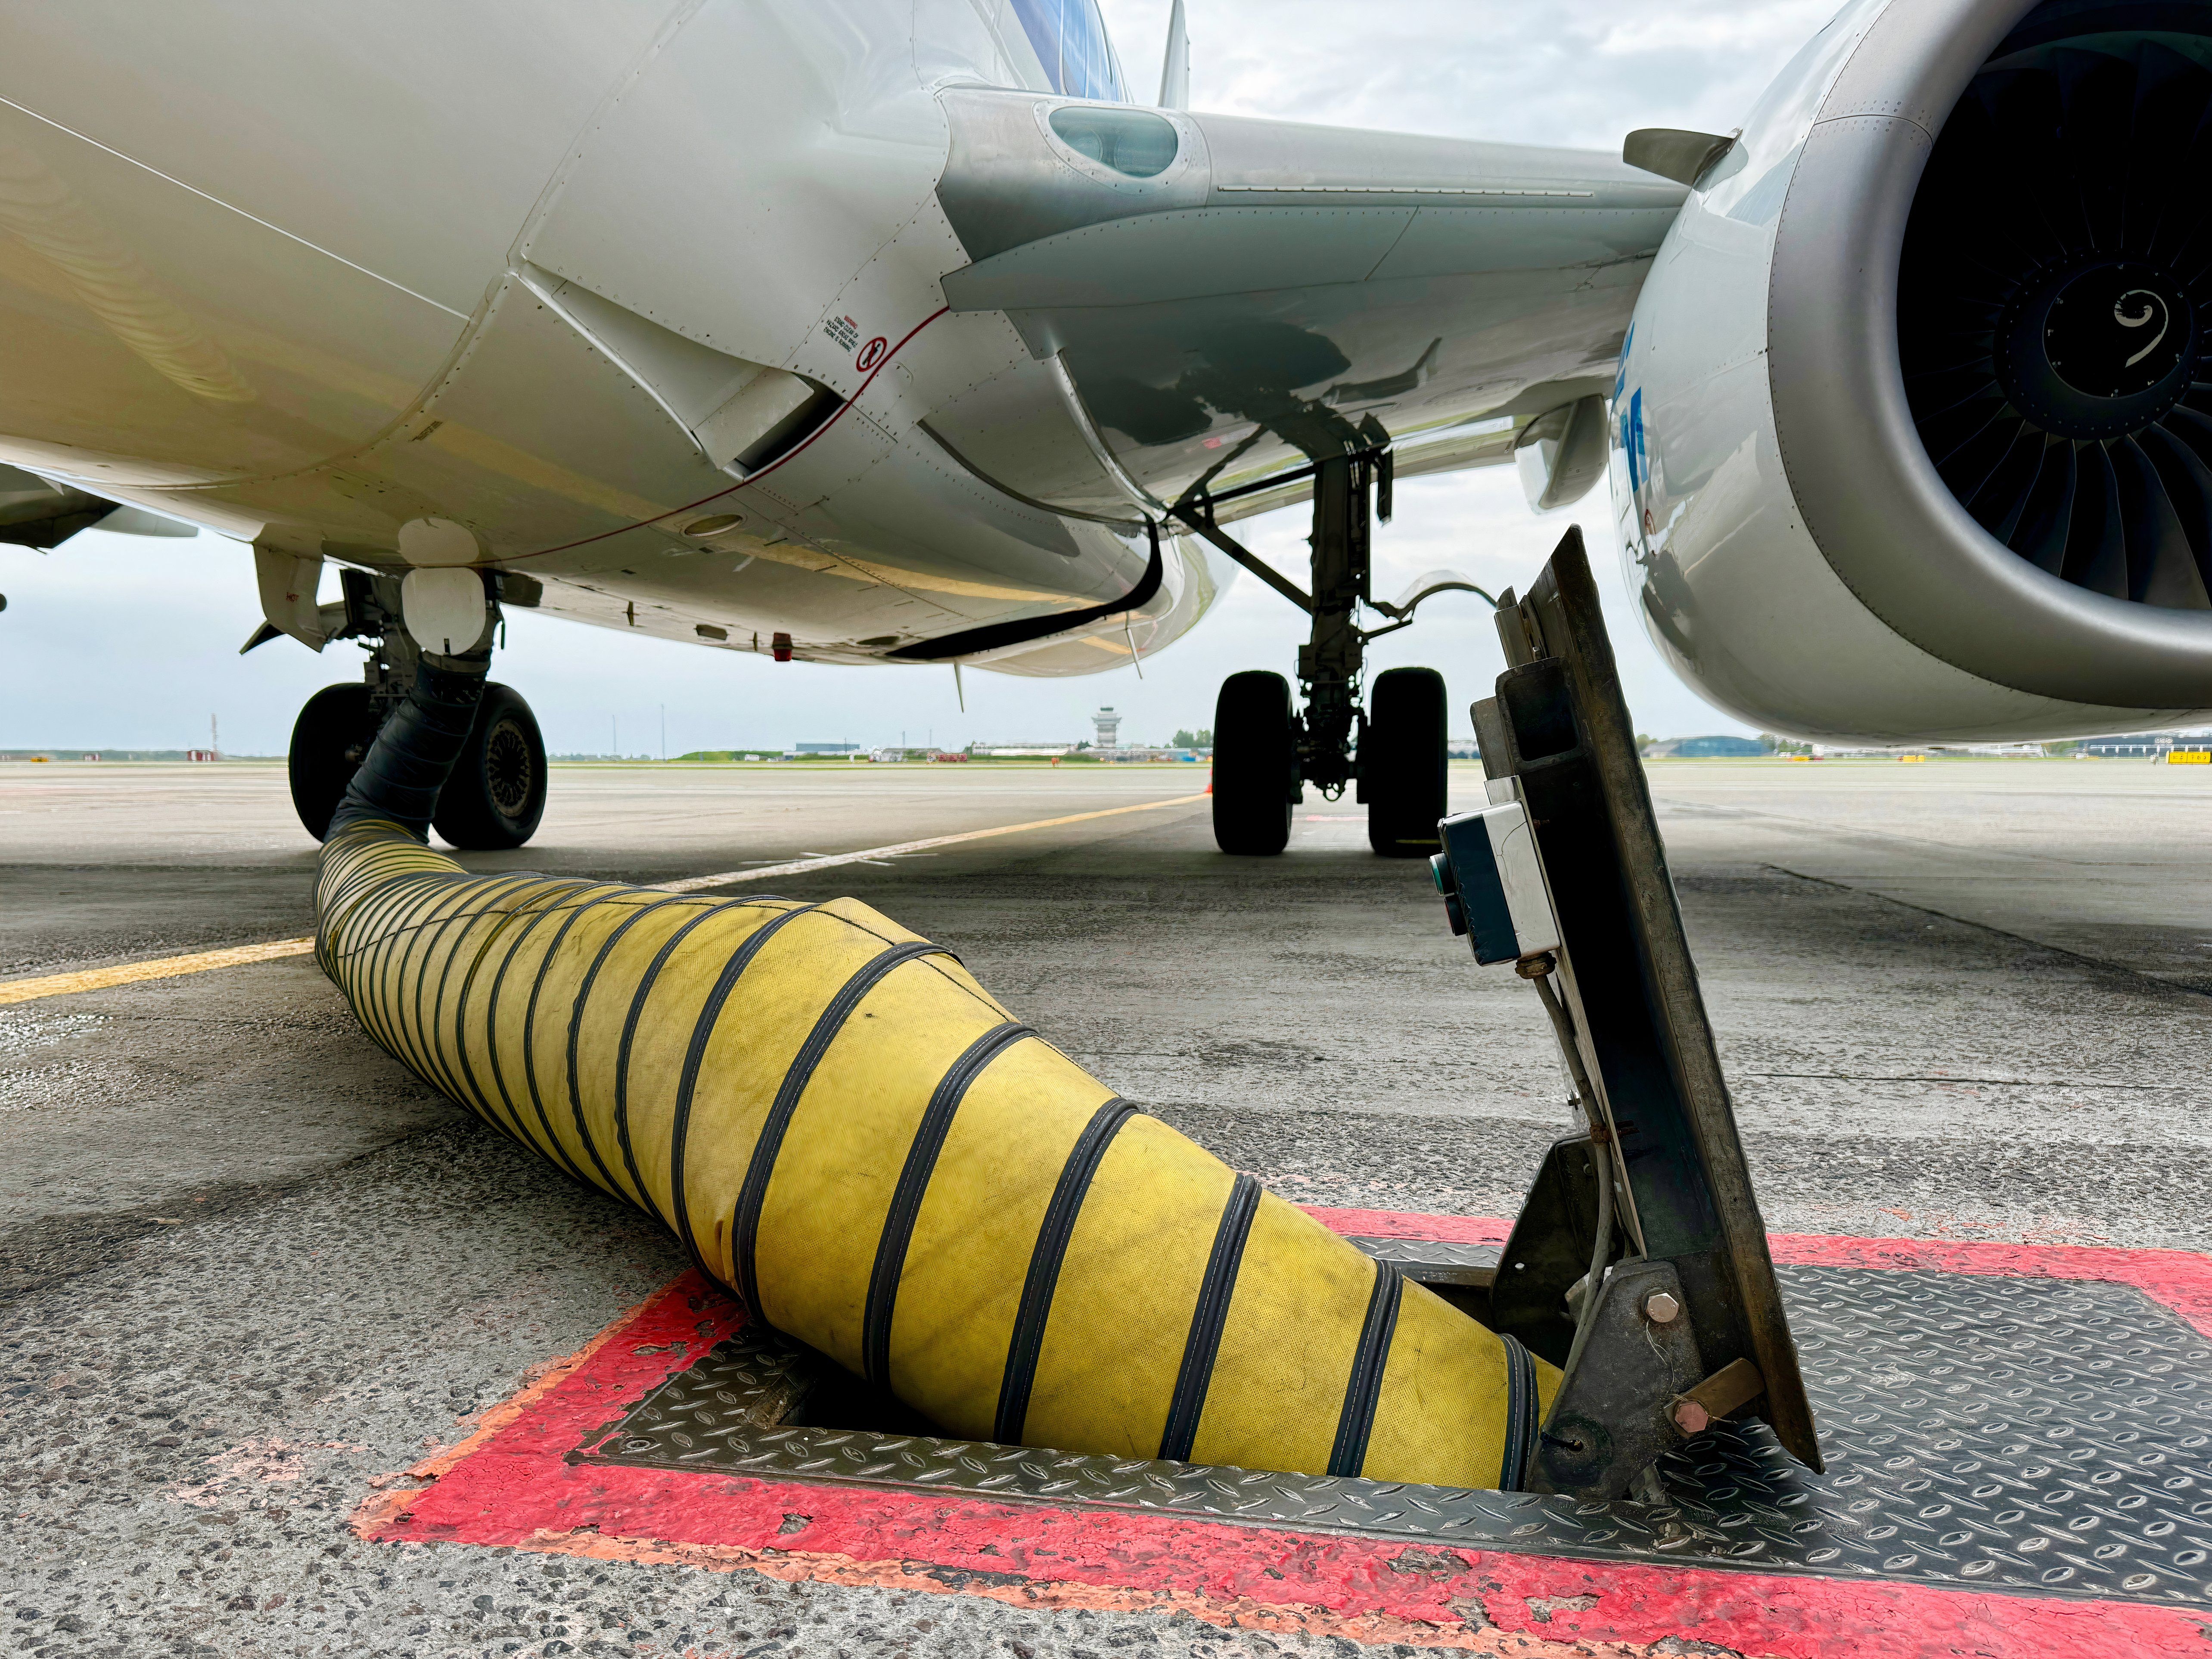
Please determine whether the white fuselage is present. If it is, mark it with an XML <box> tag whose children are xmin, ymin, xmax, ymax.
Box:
<box><xmin>0</xmin><ymin>0</ymin><xmax>1216</xmax><ymax>675</ymax></box>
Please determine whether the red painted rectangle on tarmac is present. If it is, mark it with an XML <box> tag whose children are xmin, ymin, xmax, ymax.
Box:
<box><xmin>355</xmin><ymin>1212</ymin><xmax>2212</xmax><ymax>1658</ymax></box>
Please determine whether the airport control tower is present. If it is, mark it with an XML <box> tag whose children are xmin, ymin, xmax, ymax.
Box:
<box><xmin>1092</xmin><ymin>707</ymin><xmax>1120</xmax><ymax>753</ymax></box>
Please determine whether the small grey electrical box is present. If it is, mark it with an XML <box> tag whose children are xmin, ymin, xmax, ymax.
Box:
<box><xmin>1429</xmin><ymin>802</ymin><xmax>1563</xmax><ymax>964</ymax></box>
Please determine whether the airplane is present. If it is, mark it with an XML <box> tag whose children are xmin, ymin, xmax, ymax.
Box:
<box><xmin>0</xmin><ymin>0</ymin><xmax>2205</xmax><ymax>858</ymax></box>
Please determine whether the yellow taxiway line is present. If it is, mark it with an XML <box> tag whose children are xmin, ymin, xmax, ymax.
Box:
<box><xmin>0</xmin><ymin>938</ymin><xmax>320</xmax><ymax>1007</ymax></box>
<box><xmin>0</xmin><ymin>790</ymin><xmax>1209</xmax><ymax>1007</ymax></box>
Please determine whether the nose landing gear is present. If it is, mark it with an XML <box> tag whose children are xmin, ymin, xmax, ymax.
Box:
<box><xmin>284</xmin><ymin>568</ymin><xmax>546</xmax><ymax>849</ymax></box>
<box><xmin>1176</xmin><ymin>438</ymin><xmax>1454</xmax><ymax>858</ymax></box>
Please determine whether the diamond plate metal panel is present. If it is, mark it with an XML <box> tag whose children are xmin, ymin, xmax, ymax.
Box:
<box><xmin>576</xmin><ymin>1254</ymin><xmax>2212</xmax><ymax>1605</ymax></box>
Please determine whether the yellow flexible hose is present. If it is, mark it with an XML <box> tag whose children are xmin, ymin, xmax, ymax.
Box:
<box><xmin>316</xmin><ymin>819</ymin><xmax>1558</xmax><ymax>1487</ymax></box>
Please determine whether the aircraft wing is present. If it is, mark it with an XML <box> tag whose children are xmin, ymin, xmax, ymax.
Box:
<box><xmin>930</xmin><ymin>92</ymin><xmax>1684</xmax><ymax>514</ymax></box>
<box><xmin>0</xmin><ymin>464</ymin><xmax>196</xmax><ymax>547</ymax></box>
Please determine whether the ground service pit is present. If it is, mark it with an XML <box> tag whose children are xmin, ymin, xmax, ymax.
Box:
<box><xmin>353</xmin><ymin>1213</ymin><xmax>2212</xmax><ymax>1655</ymax></box>
<box><xmin>572</xmin><ymin>1238</ymin><xmax>2212</xmax><ymax>1607</ymax></box>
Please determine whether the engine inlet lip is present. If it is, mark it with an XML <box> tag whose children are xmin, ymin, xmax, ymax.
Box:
<box><xmin>1765</xmin><ymin>0</ymin><xmax>2212</xmax><ymax>710</ymax></box>
<box><xmin>1995</xmin><ymin>258</ymin><xmax>2200</xmax><ymax>441</ymax></box>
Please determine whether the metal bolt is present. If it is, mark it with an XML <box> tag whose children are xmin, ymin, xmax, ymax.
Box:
<box><xmin>1643</xmin><ymin>1291</ymin><xmax>1681</xmax><ymax>1324</ymax></box>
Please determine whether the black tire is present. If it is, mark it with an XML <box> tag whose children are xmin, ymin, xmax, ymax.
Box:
<box><xmin>288</xmin><ymin>683</ymin><xmax>379</xmax><ymax>842</ymax></box>
<box><xmin>1211</xmin><ymin>670</ymin><xmax>1298</xmax><ymax>855</ymax></box>
<box><xmin>432</xmin><ymin>682</ymin><xmax>547</xmax><ymax>850</ymax></box>
<box><xmin>1362</xmin><ymin>666</ymin><xmax>1448</xmax><ymax>858</ymax></box>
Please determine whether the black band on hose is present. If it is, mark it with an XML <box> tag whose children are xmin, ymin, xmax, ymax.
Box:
<box><xmin>419</xmin><ymin>874</ymin><xmax>545</xmax><ymax>1112</ymax></box>
<box><xmin>610</xmin><ymin>897</ymin><xmax>778</xmax><ymax>1222</ymax></box>
<box><xmin>476</xmin><ymin>881</ymin><xmax>603</xmax><ymax>1153</ymax></box>
<box><xmin>667</xmin><ymin>904</ymin><xmax>818</xmax><ymax>1280</ymax></box>
<box><xmin>564</xmin><ymin>896</ymin><xmax>697</xmax><ymax>1202</ymax></box>
<box><xmin>1157</xmin><ymin>1171</ymin><xmax>1261</xmax><ymax>1463</ymax></box>
<box><xmin>369</xmin><ymin>877</ymin><xmax>485</xmax><ymax>1088</ymax></box>
<box><xmin>1327</xmin><ymin>1258</ymin><xmax>1404</xmax><ymax>1477</ymax></box>
<box><xmin>1497</xmin><ymin>1331</ymin><xmax>1538</xmax><ymax>1493</ymax></box>
<box><xmin>994</xmin><ymin>1097</ymin><xmax>1138</xmax><ymax>1447</ymax></box>
<box><xmin>729</xmin><ymin>939</ymin><xmax>955</xmax><ymax>1320</ymax></box>
<box><xmin>435</xmin><ymin>876</ymin><xmax>562</xmax><ymax>1141</ymax></box>
<box><xmin>861</xmin><ymin>1019</ymin><xmax>1032</xmax><ymax>1390</ymax></box>
<box><xmin>519</xmin><ymin>899</ymin><xmax>619</xmax><ymax>1184</ymax></box>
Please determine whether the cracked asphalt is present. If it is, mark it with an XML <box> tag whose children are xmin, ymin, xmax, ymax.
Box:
<box><xmin>1</xmin><ymin>756</ymin><xmax>2207</xmax><ymax>1656</ymax></box>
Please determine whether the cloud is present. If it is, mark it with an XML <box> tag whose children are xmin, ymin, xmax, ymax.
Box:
<box><xmin>1103</xmin><ymin>0</ymin><xmax>1842</xmax><ymax>149</ymax></box>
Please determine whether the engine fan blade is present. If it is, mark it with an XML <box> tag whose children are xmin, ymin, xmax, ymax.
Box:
<box><xmin>1918</xmin><ymin>395</ymin><xmax>2013</xmax><ymax>471</ymax></box>
<box><xmin>1907</xmin><ymin>363</ymin><xmax>2007</xmax><ymax>427</ymax></box>
<box><xmin>2162</xmin><ymin>402</ymin><xmax>2212</xmax><ymax>470</ymax></box>
<box><xmin>1935</xmin><ymin>93</ymin><xmax>2068</xmax><ymax>277</ymax></box>
<box><xmin>2169</xmin><ymin>112</ymin><xmax>2212</xmax><ymax>285</ymax></box>
<box><xmin>2138</xmin><ymin>422</ymin><xmax>2212</xmax><ymax>600</ymax></box>
<box><xmin>2126</xmin><ymin>43</ymin><xmax>2212</xmax><ymax>260</ymax></box>
<box><xmin>2051</xmin><ymin>49</ymin><xmax>2139</xmax><ymax>252</ymax></box>
<box><xmin>2111</xmin><ymin>436</ymin><xmax>2212</xmax><ymax>607</ymax></box>
<box><xmin>1987</xmin><ymin>68</ymin><xmax>2090</xmax><ymax>260</ymax></box>
<box><xmin>2010</xmin><ymin>440</ymin><xmax>2078</xmax><ymax>575</ymax></box>
<box><xmin>2063</xmin><ymin>443</ymin><xmax>2130</xmax><ymax>598</ymax></box>
<box><xmin>1967</xmin><ymin>424</ymin><xmax>2048</xmax><ymax>543</ymax></box>
<box><xmin>1945</xmin><ymin>413</ymin><xmax>2033</xmax><ymax>509</ymax></box>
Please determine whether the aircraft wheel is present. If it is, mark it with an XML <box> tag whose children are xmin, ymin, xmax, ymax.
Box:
<box><xmin>1211</xmin><ymin>669</ymin><xmax>1298</xmax><ymax>856</ymax></box>
<box><xmin>288</xmin><ymin>683</ymin><xmax>379</xmax><ymax>842</ymax></box>
<box><xmin>433</xmin><ymin>682</ymin><xmax>547</xmax><ymax>850</ymax></box>
<box><xmin>1362</xmin><ymin>666</ymin><xmax>1448</xmax><ymax>858</ymax></box>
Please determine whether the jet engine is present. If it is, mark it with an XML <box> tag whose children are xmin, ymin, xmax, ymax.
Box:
<box><xmin>1614</xmin><ymin>0</ymin><xmax>2212</xmax><ymax>740</ymax></box>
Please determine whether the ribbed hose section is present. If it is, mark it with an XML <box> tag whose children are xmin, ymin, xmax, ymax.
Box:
<box><xmin>314</xmin><ymin>821</ymin><xmax>1558</xmax><ymax>1487</ymax></box>
<box><xmin>327</xmin><ymin>655</ymin><xmax>489</xmax><ymax>841</ymax></box>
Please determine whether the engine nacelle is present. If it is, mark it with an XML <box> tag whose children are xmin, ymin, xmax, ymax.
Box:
<box><xmin>1614</xmin><ymin>0</ymin><xmax>2212</xmax><ymax>741</ymax></box>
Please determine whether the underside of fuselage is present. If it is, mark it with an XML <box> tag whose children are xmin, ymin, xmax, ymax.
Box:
<box><xmin>0</xmin><ymin>0</ymin><xmax>1665</xmax><ymax>677</ymax></box>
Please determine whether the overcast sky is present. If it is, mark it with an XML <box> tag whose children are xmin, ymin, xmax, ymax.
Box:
<box><xmin>0</xmin><ymin>1</ymin><xmax>1839</xmax><ymax>758</ymax></box>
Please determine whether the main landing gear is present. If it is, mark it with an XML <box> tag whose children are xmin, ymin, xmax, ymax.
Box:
<box><xmin>285</xmin><ymin>568</ymin><xmax>547</xmax><ymax>849</ymax></box>
<box><xmin>1172</xmin><ymin>434</ymin><xmax>1453</xmax><ymax>858</ymax></box>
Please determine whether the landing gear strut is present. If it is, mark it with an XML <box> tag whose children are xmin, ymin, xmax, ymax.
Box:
<box><xmin>285</xmin><ymin>567</ymin><xmax>546</xmax><ymax>850</ymax></box>
<box><xmin>1175</xmin><ymin>435</ymin><xmax>1450</xmax><ymax>858</ymax></box>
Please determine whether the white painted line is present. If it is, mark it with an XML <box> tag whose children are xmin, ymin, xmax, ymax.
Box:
<box><xmin>0</xmin><ymin>792</ymin><xmax>1211</xmax><ymax>1004</ymax></box>
<box><xmin>652</xmin><ymin>792</ymin><xmax>1209</xmax><ymax>893</ymax></box>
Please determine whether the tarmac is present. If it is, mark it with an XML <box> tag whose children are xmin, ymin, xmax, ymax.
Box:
<box><xmin>1</xmin><ymin>755</ymin><xmax>2207</xmax><ymax>1657</ymax></box>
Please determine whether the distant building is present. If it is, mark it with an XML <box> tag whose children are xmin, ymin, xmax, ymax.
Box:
<box><xmin>972</xmin><ymin>743</ymin><xmax>1076</xmax><ymax>756</ymax></box>
<box><xmin>789</xmin><ymin>743</ymin><xmax>860</xmax><ymax>755</ymax></box>
<box><xmin>1446</xmin><ymin>739</ymin><xmax>1480</xmax><ymax>761</ymax></box>
<box><xmin>2077</xmin><ymin>730</ymin><xmax>2211</xmax><ymax>758</ymax></box>
<box><xmin>1645</xmin><ymin>735</ymin><xmax>1769</xmax><ymax>758</ymax></box>
<box><xmin>1092</xmin><ymin>706</ymin><xmax>1121</xmax><ymax>750</ymax></box>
